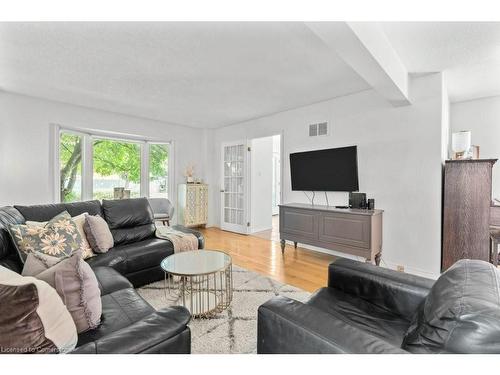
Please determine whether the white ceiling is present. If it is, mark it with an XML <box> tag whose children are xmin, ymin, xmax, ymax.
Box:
<box><xmin>1</xmin><ymin>22</ymin><xmax>499</xmax><ymax>128</ymax></box>
<box><xmin>381</xmin><ymin>22</ymin><xmax>500</xmax><ymax>102</ymax></box>
<box><xmin>0</xmin><ymin>22</ymin><xmax>370</xmax><ymax>128</ymax></box>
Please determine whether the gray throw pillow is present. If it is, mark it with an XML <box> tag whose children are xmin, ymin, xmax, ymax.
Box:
<box><xmin>83</xmin><ymin>215</ymin><xmax>114</xmax><ymax>253</ymax></box>
<box><xmin>22</xmin><ymin>251</ymin><xmax>61</xmax><ymax>276</ymax></box>
<box><xmin>36</xmin><ymin>251</ymin><xmax>102</xmax><ymax>333</ymax></box>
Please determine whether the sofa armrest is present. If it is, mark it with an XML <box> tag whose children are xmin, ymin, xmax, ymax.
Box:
<box><xmin>171</xmin><ymin>225</ymin><xmax>204</xmax><ymax>249</ymax></box>
<box><xmin>257</xmin><ymin>296</ymin><xmax>407</xmax><ymax>354</ymax></box>
<box><xmin>71</xmin><ymin>306</ymin><xmax>191</xmax><ymax>354</ymax></box>
<box><xmin>328</xmin><ymin>258</ymin><xmax>435</xmax><ymax>319</ymax></box>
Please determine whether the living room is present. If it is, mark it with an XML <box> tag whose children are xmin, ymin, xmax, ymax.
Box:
<box><xmin>1</xmin><ymin>0</ymin><xmax>500</xmax><ymax>372</ymax></box>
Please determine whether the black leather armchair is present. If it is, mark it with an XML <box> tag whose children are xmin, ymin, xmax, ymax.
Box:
<box><xmin>258</xmin><ymin>258</ymin><xmax>500</xmax><ymax>354</ymax></box>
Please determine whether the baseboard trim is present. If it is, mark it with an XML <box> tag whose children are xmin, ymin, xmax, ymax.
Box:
<box><xmin>283</xmin><ymin>240</ymin><xmax>439</xmax><ymax>280</ymax></box>
<box><xmin>250</xmin><ymin>226</ymin><xmax>272</xmax><ymax>234</ymax></box>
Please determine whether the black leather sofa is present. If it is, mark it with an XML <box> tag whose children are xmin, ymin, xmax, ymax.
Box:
<box><xmin>0</xmin><ymin>198</ymin><xmax>204</xmax><ymax>354</ymax></box>
<box><xmin>258</xmin><ymin>258</ymin><xmax>500</xmax><ymax>354</ymax></box>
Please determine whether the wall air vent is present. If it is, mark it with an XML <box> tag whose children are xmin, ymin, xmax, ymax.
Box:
<box><xmin>318</xmin><ymin>122</ymin><xmax>328</xmax><ymax>136</ymax></box>
<box><xmin>309</xmin><ymin>122</ymin><xmax>328</xmax><ymax>137</ymax></box>
<box><xmin>309</xmin><ymin>123</ymin><xmax>318</xmax><ymax>137</ymax></box>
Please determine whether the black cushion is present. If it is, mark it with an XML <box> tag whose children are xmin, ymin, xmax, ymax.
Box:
<box><xmin>0</xmin><ymin>207</ymin><xmax>25</xmax><ymax>273</ymax></box>
<box><xmin>402</xmin><ymin>259</ymin><xmax>500</xmax><ymax>354</ymax></box>
<box><xmin>14</xmin><ymin>200</ymin><xmax>102</xmax><ymax>222</ymax></box>
<box><xmin>102</xmin><ymin>198</ymin><xmax>155</xmax><ymax>246</ymax></box>
<box><xmin>307</xmin><ymin>287</ymin><xmax>411</xmax><ymax>346</ymax></box>
<box><xmin>86</xmin><ymin>238</ymin><xmax>174</xmax><ymax>276</ymax></box>
<box><xmin>120</xmin><ymin>238</ymin><xmax>174</xmax><ymax>273</ymax></box>
<box><xmin>77</xmin><ymin>288</ymin><xmax>155</xmax><ymax>347</ymax></box>
<box><xmin>85</xmin><ymin>247</ymin><xmax>128</xmax><ymax>274</ymax></box>
<box><xmin>92</xmin><ymin>266</ymin><xmax>133</xmax><ymax>295</ymax></box>
<box><xmin>72</xmin><ymin>312</ymin><xmax>191</xmax><ymax>354</ymax></box>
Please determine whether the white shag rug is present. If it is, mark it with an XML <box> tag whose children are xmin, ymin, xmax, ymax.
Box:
<box><xmin>137</xmin><ymin>265</ymin><xmax>310</xmax><ymax>354</ymax></box>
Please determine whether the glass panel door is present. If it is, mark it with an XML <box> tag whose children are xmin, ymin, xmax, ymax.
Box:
<box><xmin>220</xmin><ymin>141</ymin><xmax>248</xmax><ymax>233</ymax></box>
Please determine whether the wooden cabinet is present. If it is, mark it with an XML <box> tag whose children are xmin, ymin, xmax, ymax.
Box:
<box><xmin>442</xmin><ymin>159</ymin><xmax>497</xmax><ymax>271</ymax></box>
<box><xmin>177</xmin><ymin>184</ymin><xmax>208</xmax><ymax>227</ymax></box>
<box><xmin>279</xmin><ymin>203</ymin><xmax>383</xmax><ymax>264</ymax></box>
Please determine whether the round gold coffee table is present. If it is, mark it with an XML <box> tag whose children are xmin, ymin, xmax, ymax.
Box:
<box><xmin>161</xmin><ymin>250</ymin><xmax>233</xmax><ymax>318</ymax></box>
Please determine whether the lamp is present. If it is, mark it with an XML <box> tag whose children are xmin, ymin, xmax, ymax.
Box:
<box><xmin>451</xmin><ymin>131</ymin><xmax>472</xmax><ymax>160</ymax></box>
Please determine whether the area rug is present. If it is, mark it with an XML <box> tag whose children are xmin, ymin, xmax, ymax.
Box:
<box><xmin>137</xmin><ymin>265</ymin><xmax>311</xmax><ymax>354</ymax></box>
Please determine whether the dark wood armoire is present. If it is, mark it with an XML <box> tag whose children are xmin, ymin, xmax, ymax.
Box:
<box><xmin>442</xmin><ymin>159</ymin><xmax>497</xmax><ymax>271</ymax></box>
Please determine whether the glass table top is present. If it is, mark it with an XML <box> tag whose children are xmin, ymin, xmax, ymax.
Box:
<box><xmin>160</xmin><ymin>250</ymin><xmax>232</xmax><ymax>276</ymax></box>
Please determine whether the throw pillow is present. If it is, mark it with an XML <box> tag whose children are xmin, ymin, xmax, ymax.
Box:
<box><xmin>36</xmin><ymin>251</ymin><xmax>102</xmax><ymax>333</ymax></box>
<box><xmin>22</xmin><ymin>251</ymin><xmax>61</xmax><ymax>276</ymax></box>
<box><xmin>83</xmin><ymin>215</ymin><xmax>114</xmax><ymax>253</ymax></box>
<box><xmin>26</xmin><ymin>213</ymin><xmax>95</xmax><ymax>260</ymax></box>
<box><xmin>9</xmin><ymin>211</ymin><xmax>83</xmax><ymax>261</ymax></box>
<box><xmin>0</xmin><ymin>265</ymin><xmax>77</xmax><ymax>353</ymax></box>
<box><xmin>71</xmin><ymin>213</ymin><xmax>95</xmax><ymax>259</ymax></box>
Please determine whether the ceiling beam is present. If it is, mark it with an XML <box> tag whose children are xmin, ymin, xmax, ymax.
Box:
<box><xmin>306</xmin><ymin>22</ymin><xmax>410</xmax><ymax>106</ymax></box>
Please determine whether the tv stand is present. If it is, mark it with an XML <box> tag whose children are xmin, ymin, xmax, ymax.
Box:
<box><xmin>279</xmin><ymin>203</ymin><xmax>383</xmax><ymax>265</ymax></box>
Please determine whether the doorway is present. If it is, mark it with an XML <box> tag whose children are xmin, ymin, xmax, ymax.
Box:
<box><xmin>249</xmin><ymin>134</ymin><xmax>281</xmax><ymax>242</ymax></box>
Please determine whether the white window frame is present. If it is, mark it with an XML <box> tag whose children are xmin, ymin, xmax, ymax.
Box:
<box><xmin>52</xmin><ymin>124</ymin><xmax>174</xmax><ymax>203</ymax></box>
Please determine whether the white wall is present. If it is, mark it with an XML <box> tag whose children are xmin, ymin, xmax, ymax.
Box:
<box><xmin>0</xmin><ymin>73</ymin><xmax>448</xmax><ymax>277</ymax></box>
<box><xmin>0</xmin><ymin>92</ymin><xmax>205</xmax><ymax>215</ymax></box>
<box><xmin>451</xmin><ymin>96</ymin><xmax>500</xmax><ymax>201</ymax></box>
<box><xmin>250</xmin><ymin>136</ymin><xmax>273</xmax><ymax>233</ymax></box>
<box><xmin>206</xmin><ymin>73</ymin><xmax>446</xmax><ymax>278</ymax></box>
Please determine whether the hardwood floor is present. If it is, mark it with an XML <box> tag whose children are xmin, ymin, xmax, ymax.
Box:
<box><xmin>199</xmin><ymin>226</ymin><xmax>336</xmax><ymax>292</ymax></box>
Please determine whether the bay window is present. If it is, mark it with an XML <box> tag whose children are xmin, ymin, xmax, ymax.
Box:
<box><xmin>56</xmin><ymin>127</ymin><xmax>171</xmax><ymax>203</ymax></box>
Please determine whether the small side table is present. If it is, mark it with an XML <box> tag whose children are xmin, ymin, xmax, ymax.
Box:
<box><xmin>161</xmin><ymin>250</ymin><xmax>233</xmax><ymax>318</ymax></box>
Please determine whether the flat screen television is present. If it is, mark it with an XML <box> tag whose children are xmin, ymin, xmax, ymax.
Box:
<box><xmin>290</xmin><ymin>146</ymin><xmax>359</xmax><ymax>192</ymax></box>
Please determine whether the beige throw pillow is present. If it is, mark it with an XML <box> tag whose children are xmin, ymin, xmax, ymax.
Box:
<box><xmin>26</xmin><ymin>213</ymin><xmax>95</xmax><ymax>260</ymax></box>
<box><xmin>36</xmin><ymin>251</ymin><xmax>102</xmax><ymax>333</ymax></box>
<box><xmin>0</xmin><ymin>265</ymin><xmax>77</xmax><ymax>353</ymax></box>
<box><xmin>83</xmin><ymin>215</ymin><xmax>114</xmax><ymax>253</ymax></box>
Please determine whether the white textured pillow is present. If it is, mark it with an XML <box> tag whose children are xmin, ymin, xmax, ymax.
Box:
<box><xmin>0</xmin><ymin>265</ymin><xmax>77</xmax><ymax>353</ymax></box>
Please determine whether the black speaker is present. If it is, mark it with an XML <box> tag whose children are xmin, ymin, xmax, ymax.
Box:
<box><xmin>349</xmin><ymin>192</ymin><xmax>366</xmax><ymax>209</ymax></box>
<box><xmin>368</xmin><ymin>199</ymin><xmax>375</xmax><ymax>210</ymax></box>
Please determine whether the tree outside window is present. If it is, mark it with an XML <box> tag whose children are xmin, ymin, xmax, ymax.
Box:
<box><xmin>59</xmin><ymin>132</ymin><xmax>169</xmax><ymax>202</ymax></box>
<box><xmin>59</xmin><ymin>132</ymin><xmax>82</xmax><ymax>203</ymax></box>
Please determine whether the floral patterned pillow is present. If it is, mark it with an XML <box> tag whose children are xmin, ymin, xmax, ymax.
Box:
<box><xmin>9</xmin><ymin>211</ymin><xmax>84</xmax><ymax>261</ymax></box>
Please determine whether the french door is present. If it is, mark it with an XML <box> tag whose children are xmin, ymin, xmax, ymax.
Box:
<box><xmin>220</xmin><ymin>141</ymin><xmax>250</xmax><ymax>234</ymax></box>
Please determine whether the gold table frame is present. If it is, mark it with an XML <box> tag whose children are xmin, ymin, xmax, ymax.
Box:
<box><xmin>162</xmin><ymin>251</ymin><xmax>233</xmax><ymax>318</ymax></box>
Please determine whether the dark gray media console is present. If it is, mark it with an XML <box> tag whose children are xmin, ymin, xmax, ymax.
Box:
<box><xmin>279</xmin><ymin>203</ymin><xmax>383</xmax><ymax>265</ymax></box>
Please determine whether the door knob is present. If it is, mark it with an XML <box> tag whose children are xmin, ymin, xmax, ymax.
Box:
<box><xmin>220</xmin><ymin>189</ymin><xmax>225</xmax><ymax>193</ymax></box>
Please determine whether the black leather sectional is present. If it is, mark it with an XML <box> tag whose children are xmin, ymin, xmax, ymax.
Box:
<box><xmin>258</xmin><ymin>257</ymin><xmax>500</xmax><ymax>354</ymax></box>
<box><xmin>0</xmin><ymin>198</ymin><xmax>204</xmax><ymax>354</ymax></box>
